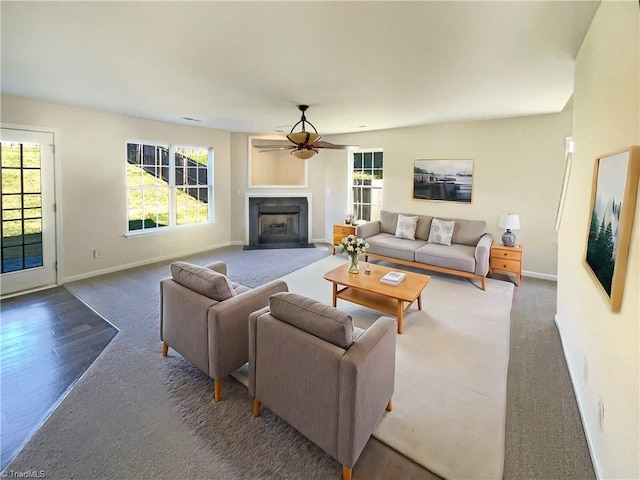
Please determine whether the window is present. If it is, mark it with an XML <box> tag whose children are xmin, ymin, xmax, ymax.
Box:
<box><xmin>126</xmin><ymin>142</ymin><xmax>213</xmax><ymax>233</ymax></box>
<box><xmin>1</xmin><ymin>142</ymin><xmax>44</xmax><ymax>272</ymax></box>
<box><xmin>350</xmin><ymin>149</ymin><xmax>383</xmax><ymax>221</ymax></box>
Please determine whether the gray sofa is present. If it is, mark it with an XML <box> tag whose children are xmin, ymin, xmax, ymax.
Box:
<box><xmin>160</xmin><ymin>260</ymin><xmax>288</xmax><ymax>401</ymax></box>
<box><xmin>249</xmin><ymin>292</ymin><xmax>396</xmax><ymax>480</ymax></box>
<box><xmin>356</xmin><ymin>210</ymin><xmax>493</xmax><ymax>290</ymax></box>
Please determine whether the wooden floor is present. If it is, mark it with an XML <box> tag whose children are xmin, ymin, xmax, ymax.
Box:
<box><xmin>0</xmin><ymin>287</ymin><xmax>118</xmax><ymax>471</ymax></box>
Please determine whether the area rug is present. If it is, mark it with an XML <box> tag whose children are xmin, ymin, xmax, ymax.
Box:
<box><xmin>276</xmin><ymin>255</ymin><xmax>514</xmax><ymax>480</ymax></box>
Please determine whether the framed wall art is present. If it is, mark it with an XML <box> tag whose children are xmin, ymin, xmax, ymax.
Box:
<box><xmin>584</xmin><ymin>145</ymin><xmax>640</xmax><ymax>312</ymax></box>
<box><xmin>413</xmin><ymin>159</ymin><xmax>473</xmax><ymax>203</ymax></box>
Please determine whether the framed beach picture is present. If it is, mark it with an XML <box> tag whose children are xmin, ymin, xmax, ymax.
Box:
<box><xmin>584</xmin><ymin>146</ymin><xmax>640</xmax><ymax>312</ymax></box>
<box><xmin>413</xmin><ymin>159</ymin><xmax>473</xmax><ymax>203</ymax></box>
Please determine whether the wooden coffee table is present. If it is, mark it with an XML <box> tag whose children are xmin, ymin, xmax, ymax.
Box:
<box><xmin>323</xmin><ymin>261</ymin><xmax>431</xmax><ymax>334</ymax></box>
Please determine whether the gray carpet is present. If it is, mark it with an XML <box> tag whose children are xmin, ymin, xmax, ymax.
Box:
<box><xmin>503</xmin><ymin>275</ymin><xmax>596</xmax><ymax>479</ymax></box>
<box><xmin>3</xmin><ymin>246</ymin><xmax>596</xmax><ymax>479</ymax></box>
<box><xmin>4</xmin><ymin>245</ymin><xmax>337</xmax><ymax>479</ymax></box>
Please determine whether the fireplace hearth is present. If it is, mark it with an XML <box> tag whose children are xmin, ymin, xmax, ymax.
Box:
<box><xmin>245</xmin><ymin>196</ymin><xmax>314</xmax><ymax>250</ymax></box>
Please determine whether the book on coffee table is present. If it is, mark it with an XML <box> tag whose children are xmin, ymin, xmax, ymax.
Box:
<box><xmin>380</xmin><ymin>271</ymin><xmax>407</xmax><ymax>286</ymax></box>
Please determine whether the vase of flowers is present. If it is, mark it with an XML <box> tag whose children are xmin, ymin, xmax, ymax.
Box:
<box><xmin>338</xmin><ymin>234</ymin><xmax>369</xmax><ymax>274</ymax></box>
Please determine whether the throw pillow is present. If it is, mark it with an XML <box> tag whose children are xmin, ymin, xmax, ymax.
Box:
<box><xmin>395</xmin><ymin>214</ymin><xmax>419</xmax><ymax>240</ymax></box>
<box><xmin>170</xmin><ymin>261</ymin><xmax>237</xmax><ymax>301</ymax></box>
<box><xmin>428</xmin><ymin>218</ymin><xmax>455</xmax><ymax>246</ymax></box>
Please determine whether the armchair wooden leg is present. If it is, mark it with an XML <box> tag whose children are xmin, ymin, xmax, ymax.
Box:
<box><xmin>253</xmin><ymin>399</ymin><xmax>261</xmax><ymax>417</ymax></box>
<box><xmin>481</xmin><ymin>276</ymin><xmax>486</xmax><ymax>291</ymax></box>
<box><xmin>386</xmin><ymin>399</ymin><xmax>393</xmax><ymax>412</ymax></box>
<box><xmin>342</xmin><ymin>465</ymin><xmax>352</xmax><ymax>480</ymax></box>
<box><xmin>162</xmin><ymin>342</ymin><xmax>169</xmax><ymax>356</ymax></box>
<box><xmin>213</xmin><ymin>379</ymin><xmax>222</xmax><ymax>402</ymax></box>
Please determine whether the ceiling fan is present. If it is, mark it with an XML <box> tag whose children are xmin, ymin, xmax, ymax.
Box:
<box><xmin>254</xmin><ymin>105</ymin><xmax>355</xmax><ymax>159</ymax></box>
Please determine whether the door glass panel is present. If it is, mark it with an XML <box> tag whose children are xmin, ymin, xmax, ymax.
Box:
<box><xmin>1</xmin><ymin>142</ymin><xmax>44</xmax><ymax>273</ymax></box>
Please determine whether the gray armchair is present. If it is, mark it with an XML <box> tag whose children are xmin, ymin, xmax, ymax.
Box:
<box><xmin>160</xmin><ymin>261</ymin><xmax>288</xmax><ymax>401</ymax></box>
<box><xmin>248</xmin><ymin>292</ymin><xmax>396</xmax><ymax>480</ymax></box>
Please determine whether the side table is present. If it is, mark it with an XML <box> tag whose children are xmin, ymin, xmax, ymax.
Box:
<box><xmin>332</xmin><ymin>224</ymin><xmax>356</xmax><ymax>254</ymax></box>
<box><xmin>489</xmin><ymin>244</ymin><xmax>523</xmax><ymax>286</ymax></box>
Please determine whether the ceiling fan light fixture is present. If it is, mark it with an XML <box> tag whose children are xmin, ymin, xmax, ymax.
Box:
<box><xmin>253</xmin><ymin>105</ymin><xmax>355</xmax><ymax>157</ymax></box>
<box><xmin>287</xmin><ymin>131</ymin><xmax>321</xmax><ymax>145</ymax></box>
<box><xmin>291</xmin><ymin>149</ymin><xmax>316</xmax><ymax>160</ymax></box>
<box><xmin>287</xmin><ymin>105</ymin><xmax>322</xmax><ymax>147</ymax></box>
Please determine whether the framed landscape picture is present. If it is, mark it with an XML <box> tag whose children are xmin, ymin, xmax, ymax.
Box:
<box><xmin>584</xmin><ymin>146</ymin><xmax>640</xmax><ymax>312</ymax></box>
<box><xmin>413</xmin><ymin>159</ymin><xmax>473</xmax><ymax>203</ymax></box>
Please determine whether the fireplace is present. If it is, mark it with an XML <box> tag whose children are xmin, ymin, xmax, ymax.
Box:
<box><xmin>245</xmin><ymin>196</ymin><xmax>314</xmax><ymax>249</ymax></box>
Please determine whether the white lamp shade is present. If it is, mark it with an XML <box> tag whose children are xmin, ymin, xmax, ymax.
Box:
<box><xmin>499</xmin><ymin>213</ymin><xmax>520</xmax><ymax>230</ymax></box>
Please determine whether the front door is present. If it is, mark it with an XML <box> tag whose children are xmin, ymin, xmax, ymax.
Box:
<box><xmin>1</xmin><ymin>128</ymin><xmax>57</xmax><ymax>295</ymax></box>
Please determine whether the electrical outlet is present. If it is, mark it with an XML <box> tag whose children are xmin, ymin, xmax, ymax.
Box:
<box><xmin>93</xmin><ymin>249</ymin><xmax>102</xmax><ymax>259</ymax></box>
<box><xmin>583</xmin><ymin>357</ymin><xmax>589</xmax><ymax>384</ymax></box>
<box><xmin>598</xmin><ymin>399</ymin><xmax>605</xmax><ymax>432</ymax></box>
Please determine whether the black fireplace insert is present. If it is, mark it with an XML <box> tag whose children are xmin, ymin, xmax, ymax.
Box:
<box><xmin>245</xmin><ymin>197</ymin><xmax>314</xmax><ymax>250</ymax></box>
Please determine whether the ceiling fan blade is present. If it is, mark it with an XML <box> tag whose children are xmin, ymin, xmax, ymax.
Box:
<box><xmin>254</xmin><ymin>143</ymin><xmax>294</xmax><ymax>149</ymax></box>
<box><xmin>258</xmin><ymin>147</ymin><xmax>296</xmax><ymax>152</ymax></box>
<box><xmin>311</xmin><ymin>140</ymin><xmax>357</xmax><ymax>149</ymax></box>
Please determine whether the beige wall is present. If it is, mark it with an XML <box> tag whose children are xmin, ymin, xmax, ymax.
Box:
<box><xmin>1</xmin><ymin>95</ymin><xmax>233</xmax><ymax>280</ymax></box>
<box><xmin>2</xmin><ymin>97</ymin><xmax>572</xmax><ymax>279</ymax></box>
<box><xmin>326</xmin><ymin>111</ymin><xmax>572</xmax><ymax>277</ymax></box>
<box><xmin>557</xmin><ymin>1</ymin><xmax>639</xmax><ymax>478</ymax></box>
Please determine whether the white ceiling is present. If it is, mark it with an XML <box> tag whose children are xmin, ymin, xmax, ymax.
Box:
<box><xmin>1</xmin><ymin>1</ymin><xmax>599</xmax><ymax>135</ymax></box>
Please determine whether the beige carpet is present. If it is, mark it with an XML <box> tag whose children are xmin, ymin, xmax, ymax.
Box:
<box><xmin>276</xmin><ymin>255</ymin><xmax>514</xmax><ymax>480</ymax></box>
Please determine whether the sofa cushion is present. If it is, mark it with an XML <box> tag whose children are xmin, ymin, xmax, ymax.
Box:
<box><xmin>414</xmin><ymin>215</ymin><xmax>433</xmax><ymax>240</ymax></box>
<box><xmin>428</xmin><ymin>218</ymin><xmax>455</xmax><ymax>246</ymax></box>
<box><xmin>269</xmin><ymin>292</ymin><xmax>355</xmax><ymax>349</ymax></box>
<box><xmin>450</xmin><ymin>219</ymin><xmax>486</xmax><ymax>246</ymax></box>
<box><xmin>415</xmin><ymin>243</ymin><xmax>476</xmax><ymax>273</ymax></box>
<box><xmin>365</xmin><ymin>233</ymin><xmax>427</xmax><ymax>261</ymax></box>
<box><xmin>170</xmin><ymin>261</ymin><xmax>237</xmax><ymax>301</ymax></box>
<box><xmin>395</xmin><ymin>214</ymin><xmax>419</xmax><ymax>240</ymax></box>
<box><xmin>379</xmin><ymin>210</ymin><xmax>398</xmax><ymax>234</ymax></box>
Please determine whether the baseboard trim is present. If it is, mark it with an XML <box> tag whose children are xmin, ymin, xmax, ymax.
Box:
<box><xmin>522</xmin><ymin>270</ymin><xmax>557</xmax><ymax>282</ymax></box>
<box><xmin>229</xmin><ymin>239</ymin><xmax>329</xmax><ymax>247</ymax></box>
<box><xmin>554</xmin><ymin>314</ymin><xmax>602</xmax><ymax>479</ymax></box>
<box><xmin>63</xmin><ymin>241</ymin><xmax>234</xmax><ymax>283</ymax></box>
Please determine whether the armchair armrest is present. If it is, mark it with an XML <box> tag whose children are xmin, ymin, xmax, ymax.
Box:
<box><xmin>474</xmin><ymin>233</ymin><xmax>494</xmax><ymax>276</ymax></box>
<box><xmin>355</xmin><ymin>220</ymin><xmax>381</xmax><ymax>240</ymax></box>
<box><xmin>159</xmin><ymin>278</ymin><xmax>218</xmax><ymax>374</ymax></box>
<box><xmin>207</xmin><ymin>280</ymin><xmax>288</xmax><ymax>379</ymax></box>
<box><xmin>337</xmin><ymin>316</ymin><xmax>396</xmax><ymax>468</ymax></box>
<box><xmin>204</xmin><ymin>261</ymin><xmax>227</xmax><ymax>276</ymax></box>
<box><xmin>248</xmin><ymin>306</ymin><xmax>270</xmax><ymax>397</ymax></box>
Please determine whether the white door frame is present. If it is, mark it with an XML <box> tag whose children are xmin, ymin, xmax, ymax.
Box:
<box><xmin>1</xmin><ymin>123</ymin><xmax>63</xmax><ymax>296</ymax></box>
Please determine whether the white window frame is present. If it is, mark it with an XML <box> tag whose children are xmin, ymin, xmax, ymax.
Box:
<box><xmin>348</xmin><ymin>148</ymin><xmax>383</xmax><ymax>222</ymax></box>
<box><xmin>125</xmin><ymin>140</ymin><xmax>214</xmax><ymax>235</ymax></box>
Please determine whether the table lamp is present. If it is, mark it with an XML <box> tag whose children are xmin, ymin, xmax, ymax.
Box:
<box><xmin>499</xmin><ymin>213</ymin><xmax>520</xmax><ymax>247</ymax></box>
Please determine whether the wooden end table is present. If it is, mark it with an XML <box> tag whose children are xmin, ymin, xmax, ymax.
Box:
<box><xmin>489</xmin><ymin>244</ymin><xmax>523</xmax><ymax>286</ymax></box>
<box><xmin>332</xmin><ymin>224</ymin><xmax>356</xmax><ymax>254</ymax></box>
<box><xmin>323</xmin><ymin>261</ymin><xmax>431</xmax><ymax>334</ymax></box>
